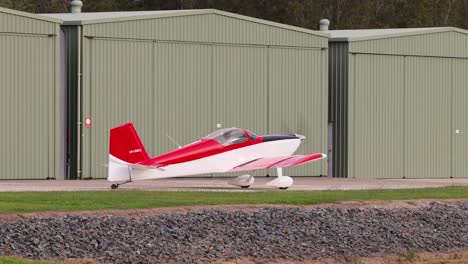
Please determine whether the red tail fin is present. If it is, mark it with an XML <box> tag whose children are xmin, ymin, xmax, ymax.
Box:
<box><xmin>109</xmin><ymin>123</ymin><xmax>150</xmax><ymax>164</ymax></box>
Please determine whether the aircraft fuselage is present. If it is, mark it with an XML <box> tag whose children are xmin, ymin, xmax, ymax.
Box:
<box><xmin>108</xmin><ymin>132</ymin><xmax>304</xmax><ymax>181</ymax></box>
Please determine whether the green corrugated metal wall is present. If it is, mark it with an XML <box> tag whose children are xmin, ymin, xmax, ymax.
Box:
<box><xmin>452</xmin><ymin>59</ymin><xmax>468</xmax><ymax>178</ymax></box>
<box><xmin>82</xmin><ymin>13</ymin><xmax>327</xmax><ymax>48</ymax></box>
<box><xmin>0</xmin><ymin>8</ymin><xmax>57</xmax><ymax>35</ymax></box>
<box><xmin>348</xmin><ymin>31</ymin><xmax>468</xmax><ymax>58</ymax></box>
<box><xmin>268</xmin><ymin>47</ymin><xmax>327</xmax><ymax>176</ymax></box>
<box><xmin>212</xmin><ymin>45</ymin><xmax>268</xmax><ymax>135</ymax></box>
<box><xmin>349</xmin><ymin>54</ymin><xmax>405</xmax><ymax>179</ymax></box>
<box><xmin>153</xmin><ymin>42</ymin><xmax>213</xmax><ymax>153</ymax></box>
<box><xmin>79</xmin><ymin>13</ymin><xmax>328</xmax><ymax>179</ymax></box>
<box><xmin>83</xmin><ymin>39</ymin><xmax>155</xmax><ymax>179</ymax></box>
<box><xmin>0</xmin><ymin>9</ymin><xmax>61</xmax><ymax>179</ymax></box>
<box><xmin>332</xmin><ymin>30</ymin><xmax>468</xmax><ymax>179</ymax></box>
<box><xmin>404</xmin><ymin>57</ymin><xmax>452</xmax><ymax>178</ymax></box>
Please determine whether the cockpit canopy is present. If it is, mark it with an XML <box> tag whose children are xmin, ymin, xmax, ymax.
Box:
<box><xmin>206</xmin><ymin>128</ymin><xmax>258</xmax><ymax>146</ymax></box>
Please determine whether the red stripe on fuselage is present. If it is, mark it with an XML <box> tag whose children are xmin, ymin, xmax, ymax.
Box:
<box><xmin>139</xmin><ymin>136</ymin><xmax>263</xmax><ymax>167</ymax></box>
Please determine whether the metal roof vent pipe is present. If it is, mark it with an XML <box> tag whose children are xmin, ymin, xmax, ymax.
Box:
<box><xmin>71</xmin><ymin>0</ymin><xmax>83</xmax><ymax>14</ymax></box>
<box><xmin>320</xmin><ymin>19</ymin><xmax>330</xmax><ymax>31</ymax></box>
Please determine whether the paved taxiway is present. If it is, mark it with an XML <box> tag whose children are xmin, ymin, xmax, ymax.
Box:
<box><xmin>0</xmin><ymin>177</ymin><xmax>467</xmax><ymax>192</ymax></box>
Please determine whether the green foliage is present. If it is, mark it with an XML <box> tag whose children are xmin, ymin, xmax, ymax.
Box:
<box><xmin>0</xmin><ymin>0</ymin><xmax>467</xmax><ymax>29</ymax></box>
<box><xmin>0</xmin><ymin>257</ymin><xmax>56</xmax><ymax>264</ymax></box>
<box><xmin>347</xmin><ymin>255</ymin><xmax>363</xmax><ymax>264</ymax></box>
<box><xmin>397</xmin><ymin>249</ymin><xmax>417</xmax><ymax>263</ymax></box>
<box><xmin>0</xmin><ymin>186</ymin><xmax>468</xmax><ymax>214</ymax></box>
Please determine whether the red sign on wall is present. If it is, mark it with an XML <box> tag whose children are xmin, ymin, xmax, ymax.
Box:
<box><xmin>85</xmin><ymin>117</ymin><xmax>91</xmax><ymax>128</ymax></box>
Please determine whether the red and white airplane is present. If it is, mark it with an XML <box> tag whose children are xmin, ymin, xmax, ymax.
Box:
<box><xmin>108</xmin><ymin>123</ymin><xmax>326</xmax><ymax>190</ymax></box>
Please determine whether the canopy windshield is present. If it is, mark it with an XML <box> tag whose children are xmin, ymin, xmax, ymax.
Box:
<box><xmin>207</xmin><ymin>128</ymin><xmax>256</xmax><ymax>146</ymax></box>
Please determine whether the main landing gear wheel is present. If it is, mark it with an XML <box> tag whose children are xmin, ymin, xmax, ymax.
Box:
<box><xmin>265</xmin><ymin>168</ymin><xmax>293</xmax><ymax>190</ymax></box>
<box><xmin>228</xmin><ymin>175</ymin><xmax>255</xmax><ymax>189</ymax></box>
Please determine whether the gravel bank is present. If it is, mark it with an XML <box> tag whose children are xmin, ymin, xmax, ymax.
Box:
<box><xmin>1</xmin><ymin>202</ymin><xmax>468</xmax><ymax>263</ymax></box>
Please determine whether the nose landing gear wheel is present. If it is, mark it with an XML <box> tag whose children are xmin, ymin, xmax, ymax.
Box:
<box><xmin>279</xmin><ymin>187</ymin><xmax>288</xmax><ymax>190</ymax></box>
<box><xmin>241</xmin><ymin>186</ymin><xmax>250</xmax><ymax>189</ymax></box>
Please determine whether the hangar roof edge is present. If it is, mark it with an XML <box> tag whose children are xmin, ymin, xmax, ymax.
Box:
<box><xmin>39</xmin><ymin>9</ymin><xmax>327</xmax><ymax>38</ymax></box>
<box><xmin>329</xmin><ymin>27</ymin><xmax>468</xmax><ymax>42</ymax></box>
<box><xmin>212</xmin><ymin>10</ymin><xmax>327</xmax><ymax>38</ymax></box>
<box><xmin>0</xmin><ymin>6</ymin><xmax>62</xmax><ymax>23</ymax></box>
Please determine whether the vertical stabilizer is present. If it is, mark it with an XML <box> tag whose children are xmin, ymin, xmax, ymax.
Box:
<box><xmin>109</xmin><ymin>123</ymin><xmax>150</xmax><ymax>164</ymax></box>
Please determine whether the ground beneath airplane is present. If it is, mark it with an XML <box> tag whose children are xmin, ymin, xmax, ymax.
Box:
<box><xmin>1</xmin><ymin>177</ymin><xmax>468</xmax><ymax>192</ymax></box>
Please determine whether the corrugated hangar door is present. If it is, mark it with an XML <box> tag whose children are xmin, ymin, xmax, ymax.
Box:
<box><xmin>268</xmin><ymin>47</ymin><xmax>327</xmax><ymax>176</ymax></box>
<box><xmin>452</xmin><ymin>59</ymin><xmax>468</xmax><ymax>178</ymax></box>
<box><xmin>83</xmin><ymin>40</ymin><xmax>326</xmax><ymax>178</ymax></box>
<box><xmin>349</xmin><ymin>54</ymin><xmax>405</xmax><ymax>179</ymax></box>
<box><xmin>83</xmin><ymin>39</ymin><xmax>214</xmax><ymax>179</ymax></box>
<box><xmin>0</xmin><ymin>34</ymin><xmax>57</xmax><ymax>179</ymax></box>
<box><xmin>212</xmin><ymin>45</ymin><xmax>268</xmax><ymax>135</ymax></box>
<box><xmin>350</xmin><ymin>55</ymin><xmax>455</xmax><ymax>179</ymax></box>
<box><xmin>83</xmin><ymin>39</ymin><xmax>154</xmax><ymax>179</ymax></box>
<box><xmin>405</xmin><ymin>57</ymin><xmax>452</xmax><ymax>179</ymax></box>
<box><xmin>152</xmin><ymin>42</ymin><xmax>213</xmax><ymax>155</ymax></box>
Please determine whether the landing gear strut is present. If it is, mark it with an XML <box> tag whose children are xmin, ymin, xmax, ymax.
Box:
<box><xmin>110</xmin><ymin>179</ymin><xmax>132</xmax><ymax>190</ymax></box>
<box><xmin>265</xmin><ymin>168</ymin><xmax>293</xmax><ymax>190</ymax></box>
<box><xmin>110</xmin><ymin>166</ymin><xmax>133</xmax><ymax>190</ymax></box>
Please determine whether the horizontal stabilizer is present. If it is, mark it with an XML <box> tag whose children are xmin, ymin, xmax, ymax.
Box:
<box><xmin>109</xmin><ymin>155</ymin><xmax>165</xmax><ymax>171</ymax></box>
<box><xmin>128</xmin><ymin>163</ymin><xmax>165</xmax><ymax>171</ymax></box>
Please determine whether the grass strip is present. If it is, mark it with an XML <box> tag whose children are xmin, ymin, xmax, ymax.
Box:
<box><xmin>0</xmin><ymin>257</ymin><xmax>57</xmax><ymax>264</ymax></box>
<box><xmin>0</xmin><ymin>186</ymin><xmax>467</xmax><ymax>214</ymax></box>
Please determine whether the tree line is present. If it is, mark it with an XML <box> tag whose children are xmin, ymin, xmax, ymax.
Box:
<box><xmin>1</xmin><ymin>0</ymin><xmax>467</xmax><ymax>30</ymax></box>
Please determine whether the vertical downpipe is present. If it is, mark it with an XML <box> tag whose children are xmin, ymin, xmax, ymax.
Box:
<box><xmin>403</xmin><ymin>56</ymin><xmax>406</xmax><ymax>179</ymax></box>
<box><xmin>320</xmin><ymin>19</ymin><xmax>330</xmax><ymax>176</ymax></box>
<box><xmin>266</xmin><ymin>46</ymin><xmax>269</xmax><ymax>134</ymax></box>
<box><xmin>76</xmin><ymin>26</ymin><xmax>82</xmax><ymax>179</ymax></box>
<box><xmin>71</xmin><ymin>0</ymin><xmax>83</xmax><ymax>179</ymax></box>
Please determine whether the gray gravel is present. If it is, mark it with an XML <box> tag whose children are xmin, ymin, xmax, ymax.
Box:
<box><xmin>1</xmin><ymin>202</ymin><xmax>468</xmax><ymax>263</ymax></box>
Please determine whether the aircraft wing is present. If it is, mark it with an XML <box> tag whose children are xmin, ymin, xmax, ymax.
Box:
<box><xmin>228</xmin><ymin>153</ymin><xmax>326</xmax><ymax>172</ymax></box>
